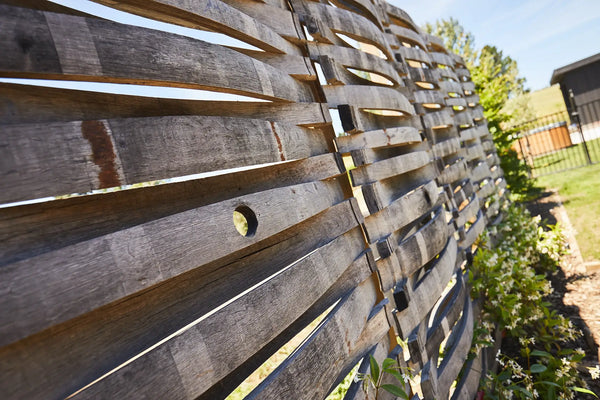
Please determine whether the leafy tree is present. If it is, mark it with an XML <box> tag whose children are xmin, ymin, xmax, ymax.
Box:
<box><xmin>425</xmin><ymin>19</ymin><xmax>539</xmax><ymax>200</ymax></box>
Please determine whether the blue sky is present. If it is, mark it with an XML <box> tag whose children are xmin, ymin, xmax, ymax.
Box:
<box><xmin>394</xmin><ymin>0</ymin><xmax>600</xmax><ymax>92</ymax></box>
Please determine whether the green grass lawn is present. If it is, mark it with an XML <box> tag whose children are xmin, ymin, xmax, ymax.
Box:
<box><xmin>536</xmin><ymin>163</ymin><xmax>600</xmax><ymax>263</ymax></box>
<box><xmin>532</xmin><ymin>138</ymin><xmax>600</xmax><ymax>176</ymax></box>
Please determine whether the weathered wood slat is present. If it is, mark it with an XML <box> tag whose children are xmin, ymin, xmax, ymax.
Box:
<box><xmin>436</xmin><ymin>294</ymin><xmax>474</xmax><ymax>395</ymax></box>
<box><xmin>414</xmin><ymin>90</ymin><xmax>445</xmax><ymax>106</ymax></box>
<box><xmin>384</xmin><ymin>3</ymin><xmax>419</xmax><ymax>32</ymax></box>
<box><xmin>408</xmin><ymin>67</ymin><xmax>441</xmax><ymax>84</ymax></box>
<box><xmin>453</xmin><ymin>194</ymin><xmax>480</xmax><ymax>229</ymax></box>
<box><xmin>323</xmin><ymin>85</ymin><xmax>414</xmax><ymax>114</ymax></box>
<box><xmin>394</xmin><ymin>237</ymin><xmax>457</xmax><ymax>337</ymax></box>
<box><xmin>445</xmin><ymin>96</ymin><xmax>467</xmax><ymax>108</ymax></box>
<box><xmin>0</xmin><ymin>116</ymin><xmax>329</xmax><ymax>203</ymax></box>
<box><xmin>470</xmin><ymin>161</ymin><xmax>492</xmax><ymax>183</ymax></box>
<box><xmin>465</xmin><ymin>143</ymin><xmax>485</xmax><ymax>162</ymax></box>
<box><xmin>392</xmin><ymin>206</ymin><xmax>449</xmax><ymax>277</ymax></box>
<box><xmin>461</xmin><ymin>80</ymin><xmax>476</xmax><ymax>92</ymax></box>
<box><xmin>422</xmin><ymin>109</ymin><xmax>454</xmax><ymax>129</ymax></box>
<box><xmin>307</xmin><ymin>42</ymin><xmax>403</xmax><ymax>83</ymax></box>
<box><xmin>219</xmin><ymin>0</ymin><xmax>301</xmax><ymax>38</ymax></box>
<box><xmin>0</xmin><ymin>153</ymin><xmax>344</xmax><ymax>266</ymax></box>
<box><xmin>0</xmin><ymin>198</ymin><xmax>366</xmax><ymax>400</ymax></box>
<box><xmin>68</xmin><ymin>228</ymin><xmax>371</xmax><ymax>400</ymax></box>
<box><xmin>0</xmin><ymin>5</ymin><xmax>312</xmax><ymax>102</ymax></box>
<box><xmin>459</xmin><ymin>210</ymin><xmax>485</xmax><ymax>250</ymax></box>
<box><xmin>425</xmin><ymin>277</ymin><xmax>467</xmax><ymax>361</ymax></box>
<box><xmin>428</xmin><ymin>52</ymin><xmax>454</xmax><ymax>68</ymax></box>
<box><xmin>94</xmin><ymin>0</ymin><xmax>300</xmax><ymax>54</ymax></box>
<box><xmin>335</xmin><ymin>126</ymin><xmax>421</xmax><ymax>153</ymax></box>
<box><xmin>451</xmin><ymin>348</ymin><xmax>484</xmax><ymax>400</ymax></box>
<box><xmin>388</xmin><ymin>25</ymin><xmax>426</xmax><ymax>49</ymax></box>
<box><xmin>396</xmin><ymin>46</ymin><xmax>431</xmax><ymax>65</ymax></box>
<box><xmin>459</xmin><ymin>125</ymin><xmax>487</xmax><ymax>142</ymax></box>
<box><xmin>0</xmin><ymin>178</ymin><xmax>349</xmax><ymax>346</ymax></box>
<box><xmin>351</xmin><ymin>151</ymin><xmax>431</xmax><ymax>186</ymax></box>
<box><xmin>437</xmin><ymin>158</ymin><xmax>468</xmax><ymax>185</ymax></box>
<box><xmin>245</xmin><ymin>278</ymin><xmax>389</xmax><ymax>400</ymax></box>
<box><xmin>302</xmin><ymin>2</ymin><xmax>393</xmax><ymax>58</ymax></box>
<box><xmin>360</xmin><ymin>162</ymin><xmax>438</xmax><ymax>213</ymax></box>
<box><xmin>0</xmin><ymin>83</ymin><xmax>332</xmax><ymax>126</ymax></box>
<box><xmin>432</xmin><ymin>138</ymin><xmax>461</xmax><ymax>159</ymax></box>
<box><xmin>363</xmin><ymin>180</ymin><xmax>439</xmax><ymax>244</ymax></box>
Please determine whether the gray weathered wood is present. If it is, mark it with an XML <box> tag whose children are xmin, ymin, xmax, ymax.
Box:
<box><xmin>0</xmin><ymin>116</ymin><xmax>329</xmax><ymax>203</ymax></box>
<box><xmin>0</xmin><ymin>198</ymin><xmax>365</xmax><ymax>400</ymax></box>
<box><xmin>336</xmin><ymin>126</ymin><xmax>421</xmax><ymax>153</ymax></box>
<box><xmin>245</xmin><ymin>277</ymin><xmax>389</xmax><ymax>400</ymax></box>
<box><xmin>68</xmin><ymin>228</ymin><xmax>370</xmax><ymax>400</ymax></box>
<box><xmin>392</xmin><ymin>206</ymin><xmax>449</xmax><ymax>277</ymax></box>
<box><xmin>92</xmin><ymin>0</ymin><xmax>300</xmax><ymax>54</ymax></box>
<box><xmin>351</xmin><ymin>151</ymin><xmax>431</xmax><ymax>186</ymax></box>
<box><xmin>394</xmin><ymin>237</ymin><xmax>457</xmax><ymax>337</ymax></box>
<box><xmin>363</xmin><ymin>180</ymin><xmax>439</xmax><ymax>244</ymax></box>
<box><xmin>0</xmin><ymin>83</ymin><xmax>333</xmax><ymax>127</ymax></box>
<box><xmin>0</xmin><ymin>5</ymin><xmax>312</xmax><ymax>102</ymax></box>
<box><xmin>0</xmin><ymin>178</ymin><xmax>349</xmax><ymax>346</ymax></box>
<box><xmin>323</xmin><ymin>85</ymin><xmax>414</xmax><ymax>115</ymax></box>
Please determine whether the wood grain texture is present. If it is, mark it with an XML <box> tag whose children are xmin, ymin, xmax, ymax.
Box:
<box><xmin>363</xmin><ymin>180</ymin><xmax>439</xmax><ymax>244</ymax></box>
<box><xmin>351</xmin><ymin>151</ymin><xmax>431</xmax><ymax>186</ymax></box>
<box><xmin>0</xmin><ymin>5</ymin><xmax>312</xmax><ymax>102</ymax></box>
<box><xmin>394</xmin><ymin>237</ymin><xmax>457</xmax><ymax>337</ymax></box>
<box><xmin>307</xmin><ymin>42</ymin><xmax>403</xmax><ymax>83</ymax></box>
<box><xmin>335</xmin><ymin>126</ymin><xmax>421</xmax><ymax>153</ymax></box>
<box><xmin>392</xmin><ymin>206</ymin><xmax>449</xmax><ymax>277</ymax></box>
<box><xmin>323</xmin><ymin>85</ymin><xmax>414</xmax><ymax>114</ymax></box>
<box><xmin>0</xmin><ymin>116</ymin><xmax>328</xmax><ymax>203</ymax></box>
<box><xmin>388</xmin><ymin>25</ymin><xmax>426</xmax><ymax>49</ymax></box>
<box><xmin>0</xmin><ymin>153</ymin><xmax>344</xmax><ymax>267</ymax></box>
<box><xmin>0</xmin><ymin>198</ymin><xmax>365</xmax><ymax>400</ymax></box>
<box><xmin>0</xmin><ymin>178</ymin><xmax>348</xmax><ymax>346</ymax></box>
<box><xmin>360</xmin><ymin>162</ymin><xmax>438</xmax><ymax>214</ymax></box>
<box><xmin>302</xmin><ymin>2</ymin><xmax>393</xmax><ymax>58</ymax></box>
<box><xmin>68</xmin><ymin>229</ymin><xmax>370</xmax><ymax>400</ymax></box>
<box><xmin>0</xmin><ymin>83</ymin><xmax>333</xmax><ymax>127</ymax></box>
<box><xmin>437</xmin><ymin>158</ymin><xmax>468</xmax><ymax>185</ymax></box>
<box><xmin>245</xmin><ymin>278</ymin><xmax>389</xmax><ymax>400</ymax></box>
<box><xmin>92</xmin><ymin>0</ymin><xmax>300</xmax><ymax>54</ymax></box>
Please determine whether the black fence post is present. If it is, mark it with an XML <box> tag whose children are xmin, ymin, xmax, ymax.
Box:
<box><xmin>569</xmin><ymin>89</ymin><xmax>593</xmax><ymax>166</ymax></box>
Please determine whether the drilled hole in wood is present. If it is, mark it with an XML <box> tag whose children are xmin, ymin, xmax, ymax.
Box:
<box><xmin>233</xmin><ymin>205</ymin><xmax>258</xmax><ymax>237</ymax></box>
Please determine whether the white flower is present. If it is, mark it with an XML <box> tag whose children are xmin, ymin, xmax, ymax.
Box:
<box><xmin>589</xmin><ymin>365</ymin><xmax>600</xmax><ymax>380</ymax></box>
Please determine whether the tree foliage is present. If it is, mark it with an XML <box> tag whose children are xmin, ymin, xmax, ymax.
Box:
<box><xmin>425</xmin><ymin>19</ymin><xmax>539</xmax><ymax>199</ymax></box>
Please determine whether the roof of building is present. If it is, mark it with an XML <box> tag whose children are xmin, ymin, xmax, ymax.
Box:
<box><xmin>550</xmin><ymin>52</ymin><xmax>600</xmax><ymax>85</ymax></box>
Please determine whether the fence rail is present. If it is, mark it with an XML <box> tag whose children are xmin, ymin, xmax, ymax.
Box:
<box><xmin>0</xmin><ymin>1</ymin><xmax>507</xmax><ymax>399</ymax></box>
<box><xmin>511</xmin><ymin>99</ymin><xmax>600</xmax><ymax>177</ymax></box>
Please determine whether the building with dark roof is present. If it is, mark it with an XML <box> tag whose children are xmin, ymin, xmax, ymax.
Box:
<box><xmin>551</xmin><ymin>52</ymin><xmax>600</xmax><ymax>129</ymax></box>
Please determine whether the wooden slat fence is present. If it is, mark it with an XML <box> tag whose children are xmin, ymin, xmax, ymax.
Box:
<box><xmin>0</xmin><ymin>1</ymin><xmax>506</xmax><ymax>399</ymax></box>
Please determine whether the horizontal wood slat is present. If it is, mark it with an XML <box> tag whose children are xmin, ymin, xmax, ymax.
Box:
<box><xmin>0</xmin><ymin>5</ymin><xmax>312</xmax><ymax>102</ymax></box>
<box><xmin>1</xmin><ymin>116</ymin><xmax>328</xmax><ymax>203</ymax></box>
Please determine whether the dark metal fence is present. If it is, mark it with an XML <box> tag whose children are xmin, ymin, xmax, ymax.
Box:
<box><xmin>511</xmin><ymin>98</ymin><xmax>600</xmax><ymax>177</ymax></box>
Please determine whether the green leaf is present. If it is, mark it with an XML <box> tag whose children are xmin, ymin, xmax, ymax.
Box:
<box><xmin>382</xmin><ymin>358</ymin><xmax>396</xmax><ymax>371</ymax></box>
<box><xmin>530</xmin><ymin>350</ymin><xmax>551</xmax><ymax>357</ymax></box>
<box><xmin>535</xmin><ymin>381</ymin><xmax>561</xmax><ymax>388</ymax></box>
<box><xmin>381</xmin><ymin>384</ymin><xmax>408</xmax><ymax>398</ymax></box>
<box><xmin>386</xmin><ymin>369</ymin><xmax>405</xmax><ymax>383</ymax></box>
<box><xmin>530</xmin><ymin>364</ymin><xmax>547</xmax><ymax>373</ymax></box>
<box><xmin>508</xmin><ymin>385</ymin><xmax>533</xmax><ymax>398</ymax></box>
<box><xmin>369</xmin><ymin>355</ymin><xmax>380</xmax><ymax>383</ymax></box>
<box><xmin>571</xmin><ymin>387</ymin><xmax>599</xmax><ymax>398</ymax></box>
